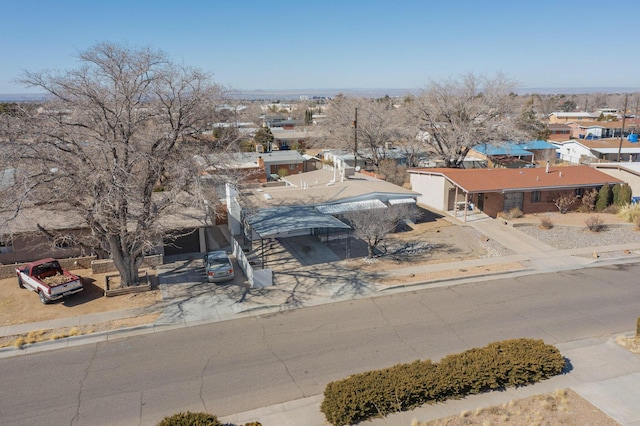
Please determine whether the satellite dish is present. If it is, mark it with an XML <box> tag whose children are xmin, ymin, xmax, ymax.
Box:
<box><xmin>355</xmin><ymin>166</ymin><xmax>361</xmax><ymax>172</ymax></box>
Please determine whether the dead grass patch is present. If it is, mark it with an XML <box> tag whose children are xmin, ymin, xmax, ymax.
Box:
<box><xmin>615</xmin><ymin>335</ymin><xmax>640</xmax><ymax>354</ymax></box>
<box><xmin>1</xmin><ymin>313</ymin><xmax>160</xmax><ymax>349</ymax></box>
<box><xmin>413</xmin><ymin>388</ymin><xmax>618</xmax><ymax>426</ymax></box>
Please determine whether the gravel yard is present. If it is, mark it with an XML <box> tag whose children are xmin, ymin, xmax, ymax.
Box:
<box><xmin>516</xmin><ymin>224</ymin><xmax>640</xmax><ymax>250</ymax></box>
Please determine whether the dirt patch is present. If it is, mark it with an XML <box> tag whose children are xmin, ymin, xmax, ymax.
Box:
<box><xmin>336</xmin><ymin>217</ymin><xmax>520</xmax><ymax>283</ymax></box>
<box><xmin>416</xmin><ymin>388</ymin><xmax>618</xmax><ymax>426</ymax></box>
<box><xmin>382</xmin><ymin>262</ymin><xmax>525</xmax><ymax>286</ymax></box>
<box><xmin>0</xmin><ymin>269</ymin><xmax>161</xmax><ymax>327</ymax></box>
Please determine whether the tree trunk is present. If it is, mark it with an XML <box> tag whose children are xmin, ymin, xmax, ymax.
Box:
<box><xmin>108</xmin><ymin>235</ymin><xmax>143</xmax><ymax>287</ymax></box>
<box><xmin>367</xmin><ymin>243</ymin><xmax>375</xmax><ymax>259</ymax></box>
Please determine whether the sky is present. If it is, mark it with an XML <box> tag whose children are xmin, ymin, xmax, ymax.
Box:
<box><xmin>2</xmin><ymin>0</ymin><xmax>640</xmax><ymax>95</ymax></box>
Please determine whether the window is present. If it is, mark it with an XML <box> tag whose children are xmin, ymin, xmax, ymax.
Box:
<box><xmin>575</xmin><ymin>188</ymin><xmax>585</xmax><ymax>197</ymax></box>
<box><xmin>531</xmin><ymin>191</ymin><xmax>541</xmax><ymax>203</ymax></box>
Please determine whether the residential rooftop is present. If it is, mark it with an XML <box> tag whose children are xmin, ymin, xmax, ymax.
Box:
<box><xmin>409</xmin><ymin>165</ymin><xmax>623</xmax><ymax>193</ymax></box>
<box><xmin>239</xmin><ymin>169</ymin><xmax>417</xmax><ymax>209</ymax></box>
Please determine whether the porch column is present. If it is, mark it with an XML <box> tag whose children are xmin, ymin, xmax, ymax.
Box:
<box><xmin>463</xmin><ymin>193</ymin><xmax>469</xmax><ymax>222</ymax></box>
<box><xmin>454</xmin><ymin>186</ymin><xmax>459</xmax><ymax>217</ymax></box>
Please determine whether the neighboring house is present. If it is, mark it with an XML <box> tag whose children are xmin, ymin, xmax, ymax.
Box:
<box><xmin>556</xmin><ymin>138</ymin><xmax>640</xmax><ymax>164</ymax></box>
<box><xmin>270</xmin><ymin>127</ymin><xmax>319</xmax><ymax>151</ymax></box>
<box><xmin>591</xmin><ymin>162</ymin><xmax>640</xmax><ymax>198</ymax></box>
<box><xmin>0</xmin><ymin>204</ymin><xmax>219</xmax><ymax>264</ymax></box>
<box><xmin>321</xmin><ymin>146</ymin><xmax>423</xmax><ymax>172</ymax></box>
<box><xmin>264</xmin><ymin>115</ymin><xmax>299</xmax><ymax>129</ymax></box>
<box><xmin>548</xmin><ymin>112</ymin><xmax>598</xmax><ymax>123</ymax></box>
<box><xmin>469</xmin><ymin>141</ymin><xmax>558</xmax><ymax>168</ymax></box>
<box><xmin>257</xmin><ymin>150</ymin><xmax>320</xmax><ymax>180</ymax></box>
<box><xmin>566</xmin><ymin>121</ymin><xmax>627</xmax><ymax>140</ymax></box>
<box><xmin>408</xmin><ymin>166</ymin><xmax>623</xmax><ymax>220</ymax></box>
<box><xmin>547</xmin><ymin>123</ymin><xmax>572</xmax><ymax>142</ymax></box>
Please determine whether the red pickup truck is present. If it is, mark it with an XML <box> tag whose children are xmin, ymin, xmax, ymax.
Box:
<box><xmin>16</xmin><ymin>258</ymin><xmax>83</xmax><ymax>304</ymax></box>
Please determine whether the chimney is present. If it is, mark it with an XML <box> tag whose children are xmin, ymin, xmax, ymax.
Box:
<box><xmin>545</xmin><ymin>160</ymin><xmax>550</xmax><ymax>173</ymax></box>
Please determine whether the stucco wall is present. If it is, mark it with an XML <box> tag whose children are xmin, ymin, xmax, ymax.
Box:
<box><xmin>410</xmin><ymin>174</ymin><xmax>447</xmax><ymax>211</ymax></box>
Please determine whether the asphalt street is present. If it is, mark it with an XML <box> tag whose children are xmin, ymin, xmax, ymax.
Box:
<box><xmin>1</xmin><ymin>263</ymin><xmax>639</xmax><ymax>425</ymax></box>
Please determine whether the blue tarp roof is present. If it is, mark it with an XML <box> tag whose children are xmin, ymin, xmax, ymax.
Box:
<box><xmin>473</xmin><ymin>140</ymin><xmax>556</xmax><ymax>156</ymax></box>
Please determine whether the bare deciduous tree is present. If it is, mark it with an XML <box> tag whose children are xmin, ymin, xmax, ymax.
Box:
<box><xmin>2</xmin><ymin>42</ymin><xmax>229</xmax><ymax>286</ymax></box>
<box><xmin>409</xmin><ymin>73</ymin><xmax>522</xmax><ymax>168</ymax></box>
<box><xmin>553</xmin><ymin>194</ymin><xmax>579</xmax><ymax>214</ymax></box>
<box><xmin>343</xmin><ymin>204</ymin><xmax>419</xmax><ymax>259</ymax></box>
<box><xmin>322</xmin><ymin>96</ymin><xmax>413</xmax><ymax>168</ymax></box>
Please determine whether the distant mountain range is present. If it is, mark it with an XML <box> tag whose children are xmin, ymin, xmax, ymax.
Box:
<box><xmin>2</xmin><ymin>87</ymin><xmax>640</xmax><ymax>102</ymax></box>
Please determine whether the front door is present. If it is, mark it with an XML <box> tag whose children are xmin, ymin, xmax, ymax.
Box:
<box><xmin>477</xmin><ymin>193</ymin><xmax>484</xmax><ymax>210</ymax></box>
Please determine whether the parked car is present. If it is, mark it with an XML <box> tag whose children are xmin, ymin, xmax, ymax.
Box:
<box><xmin>203</xmin><ymin>251</ymin><xmax>235</xmax><ymax>283</ymax></box>
<box><xmin>16</xmin><ymin>258</ymin><xmax>83</xmax><ymax>304</ymax></box>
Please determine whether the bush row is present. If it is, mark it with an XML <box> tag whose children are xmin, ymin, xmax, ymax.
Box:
<box><xmin>157</xmin><ymin>411</ymin><xmax>261</xmax><ymax>426</ymax></box>
<box><xmin>320</xmin><ymin>338</ymin><xmax>565</xmax><ymax>426</ymax></box>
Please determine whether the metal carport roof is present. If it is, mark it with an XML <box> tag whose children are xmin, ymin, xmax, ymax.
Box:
<box><xmin>316</xmin><ymin>199</ymin><xmax>387</xmax><ymax>215</ymax></box>
<box><xmin>246</xmin><ymin>206</ymin><xmax>350</xmax><ymax>238</ymax></box>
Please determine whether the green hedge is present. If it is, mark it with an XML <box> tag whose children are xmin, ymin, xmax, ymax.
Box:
<box><xmin>320</xmin><ymin>338</ymin><xmax>565</xmax><ymax>426</ymax></box>
<box><xmin>157</xmin><ymin>412</ymin><xmax>262</xmax><ymax>426</ymax></box>
<box><xmin>157</xmin><ymin>412</ymin><xmax>222</xmax><ymax>426</ymax></box>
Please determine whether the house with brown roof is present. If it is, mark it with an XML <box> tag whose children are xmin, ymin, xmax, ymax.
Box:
<box><xmin>408</xmin><ymin>166</ymin><xmax>624</xmax><ymax>220</ymax></box>
<box><xmin>548</xmin><ymin>112</ymin><xmax>598</xmax><ymax>123</ymax></box>
<box><xmin>548</xmin><ymin>123</ymin><xmax>572</xmax><ymax>142</ymax></box>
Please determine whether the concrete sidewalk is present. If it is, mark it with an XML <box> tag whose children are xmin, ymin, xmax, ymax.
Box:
<box><xmin>220</xmin><ymin>335</ymin><xmax>640</xmax><ymax>426</ymax></box>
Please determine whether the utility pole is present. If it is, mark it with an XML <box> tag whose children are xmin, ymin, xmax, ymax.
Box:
<box><xmin>617</xmin><ymin>94</ymin><xmax>629</xmax><ymax>162</ymax></box>
<box><xmin>352</xmin><ymin>107</ymin><xmax>358</xmax><ymax>169</ymax></box>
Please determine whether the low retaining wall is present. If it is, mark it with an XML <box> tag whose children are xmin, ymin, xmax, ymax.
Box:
<box><xmin>0</xmin><ymin>254</ymin><xmax>164</xmax><ymax>279</ymax></box>
<box><xmin>90</xmin><ymin>255</ymin><xmax>163</xmax><ymax>274</ymax></box>
<box><xmin>0</xmin><ymin>256</ymin><xmax>96</xmax><ymax>279</ymax></box>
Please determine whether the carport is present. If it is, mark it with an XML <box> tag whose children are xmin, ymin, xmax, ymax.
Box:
<box><xmin>245</xmin><ymin>205</ymin><xmax>351</xmax><ymax>268</ymax></box>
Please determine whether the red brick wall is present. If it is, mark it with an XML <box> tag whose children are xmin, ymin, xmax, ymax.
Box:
<box><xmin>468</xmin><ymin>188</ymin><xmax>595</xmax><ymax>217</ymax></box>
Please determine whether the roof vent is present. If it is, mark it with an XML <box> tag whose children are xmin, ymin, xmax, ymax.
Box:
<box><xmin>559</xmin><ymin>172</ymin><xmax>562</xmax><ymax>178</ymax></box>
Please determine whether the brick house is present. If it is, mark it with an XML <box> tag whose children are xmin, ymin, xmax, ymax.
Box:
<box><xmin>409</xmin><ymin>166</ymin><xmax>624</xmax><ymax>220</ymax></box>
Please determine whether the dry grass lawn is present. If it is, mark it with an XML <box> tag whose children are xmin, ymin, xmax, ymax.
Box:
<box><xmin>0</xmin><ymin>269</ymin><xmax>162</xmax><ymax>348</ymax></box>
<box><xmin>414</xmin><ymin>388</ymin><xmax>619</xmax><ymax>426</ymax></box>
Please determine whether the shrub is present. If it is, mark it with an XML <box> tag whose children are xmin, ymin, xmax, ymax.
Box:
<box><xmin>613</xmin><ymin>183</ymin><xmax>632</xmax><ymax>206</ymax></box>
<box><xmin>585</xmin><ymin>215</ymin><xmax>605</xmax><ymax>232</ymax></box>
<box><xmin>539</xmin><ymin>215</ymin><xmax>553</xmax><ymax>229</ymax></box>
<box><xmin>602</xmin><ymin>204</ymin><xmax>620</xmax><ymax>214</ymax></box>
<box><xmin>157</xmin><ymin>412</ymin><xmax>222</xmax><ymax>426</ymax></box>
<box><xmin>618</xmin><ymin>203</ymin><xmax>640</xmax><ymax>224</ymax></box>
<box><xmin>577</xmin><ymin>189</ymin><xmax>598</xmax><ymax>213</ymax></box>
<box><xmin>637</xmin><ymin>317</ymin><xmax>640</xmax><ymax>338</ymax></box>
<box><xmin>320</xmin><ymin>338</ymin><xmax>565</xmax><ymax>426</ymax></box>
<box><xmin>507</xmin><ymin>207</ymin><xmax>523</xmax><ymax>219</ymax></box>
<box><xmin>553</xmin><ymin>194</ymin><xmax>578</xmax><ymax>214</ymax></box>
<box><xmin>596</xmin><ymin>184</ymin><xmax>611</xmax><ymax>211</ymax></box>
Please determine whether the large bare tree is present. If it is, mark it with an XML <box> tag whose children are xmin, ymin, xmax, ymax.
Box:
<box><xmin>322</xmin><ymin>96</ymin><xmax>412</xmax><ymax>168</ymax></box>
<box><xmin>409</xmin><ymin>73</ymin><xmax>522</xmax><ymax>167</ymax></box>
<box><xmin>2</xmin><ymin>42</ymin><xmax>228</xmax><ymax>286</ymax></box>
